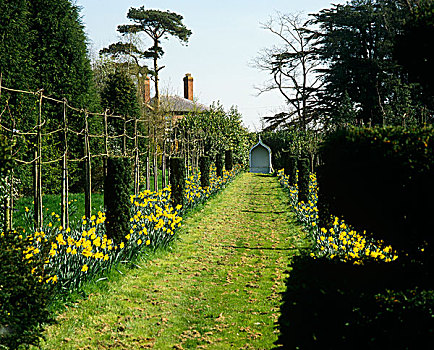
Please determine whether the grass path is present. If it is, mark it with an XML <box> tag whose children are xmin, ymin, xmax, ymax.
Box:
<box><xmin>41</xmin><ymin>173</ymin><xmax>309</xmax><ymax>349</ymax></box>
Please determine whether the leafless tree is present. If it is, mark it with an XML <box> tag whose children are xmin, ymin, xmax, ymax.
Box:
<box><xmin>253</xmin><ymin>12</ymin><xmax>322</xmax><ymax>130</ymax></box>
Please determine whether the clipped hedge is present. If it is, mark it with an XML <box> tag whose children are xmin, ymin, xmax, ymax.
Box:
<box><xmin>169</xmin><ymin>157</ymin><xmax>185</xmax><ymax>209</ymax></box>
<box><xmin>298</xmin><ymin>158</ymin><xmax>310</xmax><ymax>203</ymax></box>
<box><xmin>225</xmin><ymin>150</ymin><xmax>233</xmax><ymax>171</ymax></box>
<box><xmin>284</xmin><ymin>155</ymin><xmax>298</xmax><ymax>186</ymax></box>
<box><xmin>318</xmin><ymin>126</ymin><xmax>434</xmax><ymax>255</ymax></box>
<box><xmin>0</xmin><ymin>232</ymin><xmax>55</xmax><ymax>349</ymax></box>
<box><xmin>277</xmin><ymin>253</ymin><xmax>434</xmax><ymax>349</ymax></box>
<box><xmin>215</xmin><ymin>153</ymin><xmax>224</xmax><ymax>178</ymax></box>
<box><xmin>199</xmin><ymin>156</ymin><xmax>210</xmax><ymax>188</ymax></box>
<box><xmin>104</xmin><ymin>157</ymin><xmax>132</xmax><ymax>244</ymax></box>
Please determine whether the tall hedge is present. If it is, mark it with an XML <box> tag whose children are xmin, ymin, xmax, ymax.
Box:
<box><xmin>225</xmin><ymin>150</ymin><xmax>233</xmax><ymax>171</ymax></box>
<box><xmin>215</xmin><ymin>153</ymin><xmax>224</xmax><ymax>177</ymax></box>
<box><xmin>0</xmin><ymin>232</ymin><xmax>55</xmax><ymax>349</ymax></box>
<box><xmin>1</xmin><ymin>136</ymin><xmax>54</xmax><ymax>348</ymax></box>
<box><xmin>297</xmin><ymin>158</ymin><xmax>310</xmax><ymax>203</ymax></box>
<box><xmin>286</xmin><ymin>156</ymin><xmax>298</xmax><ymax>186</ymax></box>
<box><xmin>199</xmin><ymin>156</ymin><xmax>210</xmax><ymax>188</ymax></box>
<box><xmin>169</xmin><ymin>157</ymin><xmax>185</xmax><ymax>208</ymax></box>
<box><xmin>318</xmin><ymin>126</ymin><xmax>434</xmax><ymax>255</ymax></box>
<box><xmin>104</xmin><ymin>157</ymin><xmax>132</xmax><ymax>244</ymax></box>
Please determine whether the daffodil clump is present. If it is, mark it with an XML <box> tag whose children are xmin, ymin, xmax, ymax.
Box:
<box><xmin>5</xmin><ymin>164</ymin><xmax>242</xmax><ymax>292</ymax></box>
<box><xmin>277</xmin><ymin>169</ymin><xmax>398</xmax><ymax>264</ymax></box>
<box><xmin>184</xmin><ymin>164</ymin><xmax>242</xmax><ymax>209</ymax></box>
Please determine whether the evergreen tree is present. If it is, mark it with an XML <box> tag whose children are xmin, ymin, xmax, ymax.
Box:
<box><xmin>394</xmin><ymin>0</ymin><xmax>434</xmax><ymax>118</ymax></box>
<box><xmin>101</xmin><ymin>70</ymin><xmax>141</xmax><ymax>155</ymax></box>
<box><xmin>117</xmin><ymin>7</ymin><xmax>192</xmax><ymax>107</ymax></box>
<box><xmin>312</xmin><ymin>0</ymin><xmax>419</xmax><ymax>126</ymax></box>
<box><xmin>29</xmin><ymin>0</ymin><xmax>94</xmax><ymax>107</ymax></box>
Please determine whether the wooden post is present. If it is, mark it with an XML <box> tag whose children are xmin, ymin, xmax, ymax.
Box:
<box><xmin>162</xmin><ymin>143</ymin><xmax>167</xmax><ymax>189</ymax></box>
<box><xmin>84</xmin><ymin>112</ymin><xmax>92</xmax><ymax>218</ymax></box>
<box><xmin>34</xmin><ymin>92</ymin><xmax>43</xmax><ymax>229</ymax></box>
<box><xmin>61</xmin><ymin>100</ymin><xmax>69</xmax><ymax>229</ymax></box>
<box><xmin>134</xmin><ymin>116</ymin><xmax>140</xmax><ymax>196</ymax></box>
<box><xmin>123</xmin><ymin>115</ymin><xmax>127</xmax><ymax>156</ymax></box>
<box><xmin>146</xmin><ymin>155</ymin><xmax>150</xmax><ymax>191</ymax></box>
<box><xmin>104</xmin><ymin>110</ymin><xmax>108</xmax><ymax>177</ymax></box>
<box><xmin>153</xmin><ymin>152</ymin><xmax>158</xmax><ymax>192</ymax></box>
<box><xmin>33</xmin><ymin>150</ymin><xmax>39</xmax><ymax>228</ymax></box>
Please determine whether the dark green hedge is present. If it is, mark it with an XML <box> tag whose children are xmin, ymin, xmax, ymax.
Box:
<box><xmin>215</xmin><ymin>153</ymin><xmax>223</xmax><ymax>178</ymax></box>
<box><xmin>225</xmin><ymin>150</ymin><xmax>233</xmax><ymax>171</ymax></box>
<box><xmin>104</xmin><ymin>157</ymin><xmax>132</xmax><ymax>244</ymax></box>
<box><xmin>277</xmin><ymin>254</ymin><xmax>434</xmax><ymax>349</ymax></box>
<box><xmin>169</xmin><ymin>157</ymin><xmax>185</xmax><ymax>208</ymax></box>
<box><xmin>282</xmin><ymin>155</ymin><xmax>297</xmax><ymax>186</ymax></box>
<box><xmin>298</xmin><ymin>158</ymin><xmax>310</xmax><ymax>203</ymax></box>
<box><xmin>0</xmin><ymin>232</ymin><xmax>54</xmax><ymax>349</ymax></box>
<box><xmin>1</xmin><ymin>135</ymin><xmax>54</xmax><ymax>348</ymax></box>
<box><xmin>318</xmin><ymin>126</ymin><xmax>434</xmax><ymax>255</ymax></box>
<box><xmin>199</xmin><ymin>156</ymin><xmax>210</xmax><ymax>188</ymax></box>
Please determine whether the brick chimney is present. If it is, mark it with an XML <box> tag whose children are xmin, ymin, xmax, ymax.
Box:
<box><xmin>144</xmin><ymin>76</ymin><xmax>151</xmax><ymax>104</ymax></box>
<box><xmin>183</xmin><ymin>73</ymin><xmax>193</xmax><ymax>101</ymax></box>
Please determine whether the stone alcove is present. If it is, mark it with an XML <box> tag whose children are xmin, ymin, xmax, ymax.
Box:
<box><xmin>249</xmin><ymin>136</ymin><xmax>272</xmax><ymax>174</ymax></box>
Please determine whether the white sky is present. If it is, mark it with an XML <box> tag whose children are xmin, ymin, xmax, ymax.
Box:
<box><xmin>75</xmin><ymin>0</ymin><xmax>345</xmax><ymax>130</ymax></box>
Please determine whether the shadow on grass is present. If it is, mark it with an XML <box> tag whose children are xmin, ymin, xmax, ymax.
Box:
<box><xmin>220</xmin><ymin>245</ymin><xmax>297</xmax><ymax>251</ymax></box>
<box><xmin>241</xmin><ymin>210</ymin><xmax>286</xmax><ymax>214</ymax></box>
<box><xmin>274</xmin><ymin>254</ymin><xmax>434</xmax><ymax>349</ymax></box>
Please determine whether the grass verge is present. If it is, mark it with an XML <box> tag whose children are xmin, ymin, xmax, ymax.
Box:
<box><xmin>38</xmin><ymin>173</ymin><xmax>309</xmax><ymax>349</ymax></box>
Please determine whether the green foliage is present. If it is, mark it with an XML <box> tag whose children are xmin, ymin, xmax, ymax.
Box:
<box><xmin>225</xmin><ymin>150</ymin><xmax>233</xmax><ymax>171</ymax></box>
<box><xmin>104</xmin><ymin>157</ymin><xmax>132</xmax><ymax>244</ymax></box>
<box><xmin>297</xmin><ymin>158</ymin><xmax>310</xmax><ymax>203</ymax></box>
<box><xmin>285</xmin><ymin>155</ymin><xmax>297</xmax><ymax>186</ymax></box>
<box><xmin>100</xmin><ymin>70</ymin><xmax>141</xmax><ymax>155</ymax></box>
<box><xmin>0</xmin><ymin>134</ymin><xmax>12</xmax><ymax>175</ymax></box>
<box><xmin>115</xmin><ymin>6</ymin><xmax>192</xmax><ymax>105</ymax></box>
<box><xmin>277</xmin><ymin>253</ymin><xmax>434</xmax><ymax>349</ymax></box>
<box><xmin>318</xmin><ymin>126</ymin><xmax>434</xmax><ymax>255</ymax></box>
<box><xmin>0</xmin><ymin>134</ymin><xmax>12</xmax><ymax>231</ymax></box>
<box><xmin>394</xmin><ymin>0</ymin><xmax>434</xmax><ymax>112</ymax></box>
<box><xmin>1</xmin><ymin>0</ymin><xmax>97</xmax><ymax>195</ymax></box>
<box><xmin>261</xmin><ymin>128</ymin><xmax>321</xmax><ymax>170</ymax></box>
<box><xmin>30</xmin><ymin>0</ymin><xmax>95</xmax><ymax>107</ymax></box>
<box><xmin>312</xmin><ymin>0</ymin><xmax>430</xmax><ymax>127</ymax></box>
<box><xmin>176</xmin><ymin>103</ymin><xmax>251</xmax><ymax>164</ymax></box>
<box><xmin>215</xmin><ymin>153</ymin><xmax>224</xmax><ymax>178</ymax></box>
<box><xmin>0</xmin><ymin>232</ymin><xmax>54</xmax><ymax>349</ymax></box>
<box><xmin>169</xmin><ymin>157</ymin><xmax>185</xmax><ymax>209</ymax></box>
<box><xmin>101</xmin><ymin>70</ymin><xmax>141</xmax><ymax>120</ymax></box>
<box><xmin>199</xmin><ymin>156</ymin><xmax>210</xmax><ymax>188</ymax></box>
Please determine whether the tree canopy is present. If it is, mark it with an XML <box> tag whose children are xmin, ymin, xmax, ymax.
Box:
<box><xmin>175</xmin><ymin>103</ymin><xmax>251</xmax><ymax>164</ymax></box>
<box><xmin>102</xmin><ymin>7</ymin><xmax>192</xmax><ymax>108</ymax></box>
<box><xmin>255</xmin><ymin>0</ymin><xmax>433</xmax><ymax>131</ymax></box>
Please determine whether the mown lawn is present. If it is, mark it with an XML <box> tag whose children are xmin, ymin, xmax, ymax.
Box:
<box><xmin>38</xmin><ymin>173</ymin><xmax>309</xmax><ymax>349</ymax></box>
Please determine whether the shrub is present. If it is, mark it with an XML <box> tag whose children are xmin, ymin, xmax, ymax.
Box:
<box><xmin>0</xmin><ymin>232</ymin><xmax>55</xmax><ymax>349</ymax></box>
<box><xmin>277</xmin><ymin>253</ymin><xmax>434</xmax><ymax>349</ymax></box>
<box><xmin>225</xmin><ymin>150</ymin><xmax>233</xmax><ymax>171</ymax></box>
<box><xmin>318</xmin><ymin>126</ymin><xmax>434</xmax><ymax>257</ymax></box>
<box><xmin>169</xmin><ymin>157</ymin><xmax>185</xmax><ymax>209</ymax></box>
<box><xmin>199</xmin><ymin>156</ymin><xmax>210</xmax><ymax>188</ymax></box>
<box><xmin>286</xmin><ymin>155</ymin><xmax>298</xmax><ymax>186</ymax></box>
<box><xmin>297</xmin><ymin>158</ymin><xmax>310</xmax><ymax>203</ymax></box>
<box><xmin>215</xmin><ymin>153</ymin><xmax>224</xmax><ymax>178</ymax></box>
<box><xmin>104</xmin><ymin>156</ymin><xmax>132</xmax><ymax>244</ymax></box>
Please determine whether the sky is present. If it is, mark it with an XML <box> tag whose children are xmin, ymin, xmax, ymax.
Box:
<box><xmin>75</xmin><ymin>0</ymin><xmax>345</xmax><ymax>130</ymax></box>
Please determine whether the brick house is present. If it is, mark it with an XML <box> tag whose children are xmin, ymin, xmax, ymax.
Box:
<box><xmin>144</xmin><ymin>73</ymin><xmax>208</xmax><ymax>122</ymax></box>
